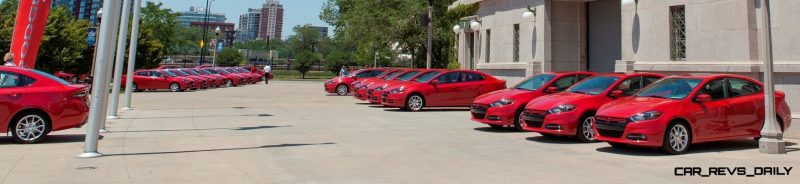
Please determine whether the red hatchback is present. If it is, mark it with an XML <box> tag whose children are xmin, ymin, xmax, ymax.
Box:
<box><xmin>382</xmin><ymin>70</ymin><xmax>506</xmax><ymax>111</ymax></box>
<box><xmin>324</xmin><ymin>68</ymin><xmax>385</xmax><ymax>96</ymax></box>
<box><xmin>522</xmin><ymin>73</ymin><xmax>665</xmax><ymax>142</ymax></box>
<box><xmin>1</xmin><ymin>67</ymin><xmax>89</xmax><ymax>143</ymax></box>
<box><xmin>471</xmin><ymin>72</ymin><xmax>596</xmax><ymax>131</ymax></box>
<box><xmin>594</xmin><ymin>74</ymin><xmax>792</xmax><ymax>154</ymax></box>
<box><xmin>122</xmin><ymin>69</ymin><xmax>195</xmax><ymax>92</ymax></box>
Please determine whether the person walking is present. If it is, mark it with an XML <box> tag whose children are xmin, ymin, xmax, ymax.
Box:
<box><xmin>339</xmin><ymin>65</ymin><xmax>347</xmax><ymax>76</ymax></box>
<box><xmin>263</xmin><ymin>64</ymin><xmax>272</xmax><ymax>84</ymax></box>
<box><xmin>3</xmin><ymin>53</ymin><xmax>14</xmax><ymax>66</ymax></box>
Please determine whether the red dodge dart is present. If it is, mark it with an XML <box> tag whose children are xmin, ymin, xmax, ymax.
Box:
<box><xmin>522</xmin><ymin>73</ymin><xmax>665</xmax><ymax>142</ymax></box>
<box><xmin>324</xmin><ymin>68</ymin><xmax>385</xmax><ymax>96</ymax></box>
<box><xmin>471</xmin><ymin>72</ymin><xmax>596</xmax><ymax>131</ymax></box>
<box><xmin>1</xmin><ymin>67</ymin><xmax>89</xmax><ymax>143</ymax></box>
<box><xmin>367</xmin><ymin>69</ymin><xmax>436</xmax><ymax>104</ymax></box>
<box><xmin>122</xmin><ymin>70</ymin><xmax>195</xmax><ymax>92</ymax></box>
<box><xmin>382</xmin><ymin>70</ymin><xmax>506</xmax><ymax>111</ymax></box>
<box><xmin>353</xmin><ymin>69</ymin><xmax>404</xmax><ymax>100</ymax></box>
<box><xmin>594</xmin><ymin>74</ymin><xmax>792</xmax><ymax>154</ymax></box>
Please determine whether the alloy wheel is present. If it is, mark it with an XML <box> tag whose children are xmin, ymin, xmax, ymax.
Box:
<box><xmin>514</xmin><ymin>110</ymin><xmax>527</xmax><ymax>132</ymax></box>
<box><xmin>407</xmin><ymin>95</ymin><xmax>424</xmax><ymax>111</ymax></box>
<box><xmin>669</xmin><ymin>124</ymin><xmax>689</xmax><ymax>152</ymax></box>
<box><xmin>336</xmin><ymin>85</ymin><xmax>348</xmax><ymax>96</ymax></box>
<box><xmin>581</xmin><ymin>117</ymin><xmax>595</xmax><ymax>141</ymax></box>
<box><xmin>226</xmin><ymin>80</ymin><xmax>233</xmax><ymax>87</ymax></box>
<box><xmin>170</xmin><ymin>83</ymin><xmax>180</xmax><ymax>92</ymax></box>
<box><xmin>15</xmin><ymin>115</ymin><xmax>46</xmax><ymax>142</ymax></box>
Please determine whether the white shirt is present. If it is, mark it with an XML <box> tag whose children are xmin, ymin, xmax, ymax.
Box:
<box><xmin>263</xmin><ymin>65</ymin><xmax>272</xmax><ymax>73</ymax></box>
<box><xmin>3</xmin><ymin>62</ymin><xmax>15</xmax><ymax>66</ymax></box>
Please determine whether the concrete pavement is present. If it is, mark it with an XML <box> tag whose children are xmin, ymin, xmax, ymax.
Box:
<box><xmin>0</xmin><ymin>81</ymin><xmax>798</xmax><ymax>184</ymax></box>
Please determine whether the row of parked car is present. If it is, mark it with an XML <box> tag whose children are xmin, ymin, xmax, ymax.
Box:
<box><xmin>324</xmin><ymin>68</ymin><xmax>792</xmax><ymax>154</ymax></box>
<box><xmin>0</xmin><ymin>65</ymin><xmax>269</xmax><ymax>144</ymax></box>
<box><xmin>122</xmin><ymin>65</ymin><xmax>269</xmax><ymax>92</ymax></box>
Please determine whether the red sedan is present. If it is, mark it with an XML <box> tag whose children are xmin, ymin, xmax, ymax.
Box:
<box><xmin>471</xmin><ymin>72</ymin><xmax>596</xmax><ymax>131</ymax></box>
<box><xmin>1</xmin><ymin>67</ymin><xmax>89</xmax><ymax>143</ymax></box>
<box><xmin>366</xmin><ymin>69</ymin><xmax>432</xmax><ymax>104</ymax></box>
<box><xmin>121</xmin><ymin>69</ymin><xmax>195</xmax><ymax>92</ymax></box>
<box><xmin>324</xmin><ymin>68</ymin><xmax>386</xmax><ymax>96</ymax></box>
<box><xmin>382</xmin><ymin>70</ymin><xmax>506</xmax><ymax>111</ymax></box>
<box><xmin>203</xmin><ymin>68</ymin><xmax>244</xmax><ymax>87</ymax></box>
<box><xmin>165</xmin><ymin>69</ymin><xmax>209</xmax><ymax>89</ymax></box>
<box><xmin>353</xmin><ymin>69</ymin><xmax>405</xmax><ymax>101</ymax></box>
<box><xmin>594</xmin><ymin>74</ymin><xmax>792</xmax><ymax>154</ymax></box>
<box><xmin>183</xmin><ymin>68</ymin><xmax>224</xmax><ymax>88</ymax></box>
<box><xmin>521</xmin><ymin>73</ymin><xmax>665</xmax><ymax>142</ymax></box>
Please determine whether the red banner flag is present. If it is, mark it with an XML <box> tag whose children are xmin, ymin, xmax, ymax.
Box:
<box><xmin>10</xmin><ymin>0</ymin><xmax>53</xmax><ymax>68</ymax></box>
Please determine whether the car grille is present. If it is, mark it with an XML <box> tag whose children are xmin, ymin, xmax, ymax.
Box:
<box><xmin>594</xmin><ymin>116</ymin><xmax>628</xmax><ymax>138</ymax></box>
<box><xmin>382</xmin><ymin>93</ymin><xmax>388</xmax><ymax>103</ymax></box>
<box><xmin>471</xmin><ymin>104</ymin><xmax>489</xmax><ymax>119</ymax></box>
<box><xmin>522</xmin><ymin>110</ymin><xmax>547</xmax><ymax>128</ymax></box>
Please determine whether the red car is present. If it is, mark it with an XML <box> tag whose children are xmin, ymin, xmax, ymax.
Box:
<box><xmin>183</xmin><ymin>68</ymin><xmax>223</xmax><ymax>88</ymax></box>
<box><xmin>521</xmin><ymin>73</ymin><xmax>665</xmax><ymax>142</ymax></box>
<box><xmin>324</xmin><ymin>68</ymin><xmax>386</xmax><ymax>95</ymax></box>
<box><xmin>353</xmin><ymin>69</ymin><xmax>405</xmax><ymax>100</ymax></box>
<box><xmin>471</xmin><ymin>72</ymin><xmax>596</xmax><ymax>131</ymax></box>
<box><xmin>367</xmin><ymin>69</ymin><xmax>439</xmax><ymax>104</ymax></box>
<box><xmin>121</xmin><ymin>69</ymin><xmax>195</xmax><ymax>92</ymax></box>
<box><xmin>203</xmin><ymin>68</ymin><xmax>244</xmax><ymax>87</ymax></box>
<box><xmin>165</xmin><ymin>69</ymin><xmax>210</xmax><ymax>89</ymax></box>
<box><xmin>594</xmin><ymin>74</ymin><xmax>792</xmax><ymax>154</ymax></box>
<box><xmin>1</xmin><ymin>67</ymin><xmax>89</xmax><ymax>143</ymax></box>
<box><xmin>382</xmin><ymin>70</ymin><xmax>506</xmax><ymax>111</ymax></box>
<box><xmin>225</xmin><ymin>67</ymin><xmax>257</xmax><ymax>84</ymax></box>
<box><xmin>235</xmin><ymin>67</ymin><xmax>264</xmax><ymax>83</ymax></box>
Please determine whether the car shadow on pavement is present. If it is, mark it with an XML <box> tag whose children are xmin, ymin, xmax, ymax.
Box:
<box><xmin>525</xmin><ymin>135</ymin><xmax>595</xmax><ymax>145</ymax></box>
<box><xmin>325</xmin><ymin>94</ymin><xmax>353</xmax><ymax>96</ymax></box>
<box><xmin>368</xmin><ymin>105</ymin><xmax>393</xmax><ymax>108</ymax></box>
<box><xmin>121</xmin><ymin>114</ymin><xmax>274</xmax><ymax>120</ymax></box>
<box><xmin>114</xmin><ymin>125</ymin><xmax>292</xmax><ymax>133</ymax></box>
<box><xmin>102</xmin><ymin>142</ymin><xmax>336</xmax><ymax>157</ymax></box>
<box><xmin>382</xmin><ymin>108</ymin><xmax>470</xmax><ymax>112</ymax></box>
<box><xmin>0</xmin><ymin>134</ymin><xmax>102</xmax><ymax>145</ymax></box>
<box><xmin>473</xmin><ymin>127</ymin><xmax>524</xmax><ymax>133</ymax></box>
<box><xmin>595</xmin><ymin>139</ymin><xmax>778</xmax><ymax>156</ymax></box>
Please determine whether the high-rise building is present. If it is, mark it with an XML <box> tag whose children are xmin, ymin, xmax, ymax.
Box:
<box><xmin>177</xmin><ymin>6</ymin><xmax>226</xmax><ymax>27</ymax></box>
<box><xmin>258</xmin><ymin>0</ymin><xmax>284</xmax><ymax>40</ymax></box>
<box><xmin>308</xmin><ymin>26</ymin><xmax>329</xmax><ymax>37</ymax></box>
<box><xmin>51</xmin><ymin>0</ymin><xmax>102</xmax><ymax>25</ymax></box>
<box><xmin>238</xmin><ymin>8</ymin><xmax>261</xmax><ymax>42</ymax></box>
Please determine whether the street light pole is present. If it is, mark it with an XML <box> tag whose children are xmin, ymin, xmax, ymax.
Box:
<box><xmin>108</xmin><ymin>0</ymin><xmax>134</xmax><ymax>121</ymax></box>
<box><xmin>79</xmin><ymin>0</ymin><xmax>123</xmax><ymax>158</ymax></box>
<box><xmin>758</xmin><ymin>0</ymin><xmax>785</xmax><ymax>154</ymax></box>
<box><xmin>200</xmin><ymin>0</ymin><xmax>212</xmax><ymax>66</ymax></box>
<box><xmin>123</xmin><ymin>0</ymin><xmax>144</xmax><ymax>111</ymax></box>
<box><xmin>212</xmin><ymin>26</ymin><xmax>220</xmax><ymax>66</ymax></box>
<box><xmin>426</xmin><ymin>0</ymin><xmax>433</xmax><ymax>69</ymax></box>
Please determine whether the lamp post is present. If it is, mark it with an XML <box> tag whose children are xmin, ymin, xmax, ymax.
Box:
<box><xmin>199</xmin><ymin>0</ymin><xmax>212</xmax><ymax>66</ymax></box>
<box><xmin>426</xmin><ymin>0</ymin><xmax>433</xmax><ymax>69</ymax></box>
<box><xmin>89</xmin><ymin>9</ymin><xmax>103</xmax><ymax>84</ymax></box>
<box><xmin>758</xmin><ymin>0</ymin><xmax>785</xmax><ymax>154</ymax></box>
<box><xmin>212</xmin><ymin>26</ymin><xmax>221</xmax><ymax>66</ymax></box>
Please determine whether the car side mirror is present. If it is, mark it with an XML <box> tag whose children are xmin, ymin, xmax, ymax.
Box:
<box><xmin>696</xmin><ymin>94</ymin><xmax>711</xmax><ymax>103</ymax></box>
<box><xmin>545</xmin><ymin>87</ymin><xmax>558</xmax><ymax>93</ymax></box>
<box><xmin>611</xmin><ymin>90</ymin><xmax>625</xmax><ymax>98</ymax></box>
<box><xmin>430</xmin><ymin>80</ymin><xmax>439</xmax><ymax>86</ymax></box>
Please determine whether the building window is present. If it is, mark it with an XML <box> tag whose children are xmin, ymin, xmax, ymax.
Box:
<box><xmin>670</xmin><ymin>6</ymin><xmax>686</xmax><ymax>61</ymax></box>
<box><xmin>486</xmin><ymin>29</ymin><xmax>491</xmax><ymax>63</ymax></box>
<box><xmin>513</xmin><ymin>24</ymin><xmax>520</xmax><ymax>62</ymax></box>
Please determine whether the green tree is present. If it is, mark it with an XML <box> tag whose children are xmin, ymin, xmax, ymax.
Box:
<box><xmin>135</xmin><ymin>2</ymin><xmax>180</xmax><ymax>68</ymax></box>
<box><xmin>36</xmin><ymin>6</ymin><xmax>91</xmax><ymax>73</ymax></box>
<box><xmin>293</xmin><ymin>51</ymin><xmax>319</xmax><ymax>79</ymax></box>
<box><xmin>0</xmin><ymin>0</ymin><xmax>19</xmax><ymax>54</ymax></box>
<box><xmin>288</xmin><ymin>25</ymin><xmax>324</xmax><ymax>78</ymax></box>
<box><xmin>324</xmin><ymin>49</ymin><xmax>353</xmax><ymax>74</ymax></box>
<box><xmin>215</xmin><ymin>48</ymin><xmax>244</xmax><ymax>66</ymax></box>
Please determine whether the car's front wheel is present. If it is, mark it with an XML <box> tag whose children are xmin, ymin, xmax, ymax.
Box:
<box><xmin>169</xmin><ymin>83</ymin><xmax>181</xmax><ymax>92</ymax></box>
<box><xmin>11</xmin><ymin>112</ymin><xmax>51</xmax><ymax>144</ymax></box>
<box><xmin>514</xmin><ymin>108</ymin><xmax>527</xmax><ymax>132</ymax></box>
<box><xmin>576</xmin><ymin>116</ymin><xmax>596</xmax><ymax>143</ymax></box>
<box><xmin>405</xmin><ymin>94</ymin><xmax>425</xmax><ymax>111</ymax></box>
<box><xmin>225</xmin><ymin>79</ymin><xmax>233</xmax><ymax>87</ymax></box>
<box><xmin>663</xmin><ymin>122</ymin><xmax>691</xmax><ymax>154</ymax></box>
<box><xmin>132</xmin><ymin>83</ymin><xmax>142</xmax><ymax>92</ymax></box>
<box><xmin>336</xmin><ymin>84</ymin><xmax>348</xmax><ymax>96</ymax></box>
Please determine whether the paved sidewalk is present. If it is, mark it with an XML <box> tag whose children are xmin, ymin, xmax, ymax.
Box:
<box><xmin>0</xmin><ymin>81</ymin><xmax>798</xmax><ymax>184</ymax></box>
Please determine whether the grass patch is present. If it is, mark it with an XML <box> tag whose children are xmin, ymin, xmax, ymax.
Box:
<box><xmin>271</xmin><ymin>70</ymin><xmax>336</xmax><ymax>81</ymax></box>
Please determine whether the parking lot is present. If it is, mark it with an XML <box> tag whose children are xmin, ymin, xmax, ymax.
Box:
<box><xmin>0</xmin><ymin>81</ymin><xmax>798</xmax><ymax>184</ymax></box>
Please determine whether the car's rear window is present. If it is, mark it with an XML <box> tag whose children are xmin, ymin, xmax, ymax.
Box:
<box><xmin>31</xmin><ymin>70</ymin><xmax>69</xmax><ymax>85</ymax></box>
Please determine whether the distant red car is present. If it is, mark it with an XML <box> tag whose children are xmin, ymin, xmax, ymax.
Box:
<box><xmin>471</xmin><ymin>72</ymin><xmax>596</xmax><ymax>131</ymax></box>
<box><xmin>324</xmin><ymin>68</ymin><xmax>386</xmax><ymax>95</ymax></box>
<box><xmin>226</xmin><ymin>67</ymin><xmax>259</xmax><ymax>84</ymax></box>
<box><xmin>521</xmin><ymin>73</ymin><xmax>665</xmax><ymax>142</ymax></box>
<box><xmin>367</xmin><ymin>69</ymin><xmax>434</xmax><ymax>104</ymax></box>
<box><xmin>382</xmin><ymin>70</ymin><xmax>506</xmax><ymax>111</ymax></box>
<box><xmin>353</xmin><ymin>69</ymin><xmax>405</xmax><ymax>100</ymax></box>
<box><xmin>235</xmin><ymin>67</ymin><xmax>264</xmax><ymax>83</ymax></box>
<box><xmin>594</xmin><ymin>74</ymin><xmax>792</xmax><ymax>154</ymax></box>
<box><xmin>203</xmin><ymin>68</ymin><xmax>244</xmax><ymax>87</ymax></box>
<box><xmin>165</xmin><ymin>69</ymin><xmax>209</xmax><ymax>89</ymax></box>
<box><xmin>182</xmin><ymin>68</ymin><xmax>223</xmax><ymax>88</ymax></box>
<box><xmin>1</xmin><ymin>67</ymin><xmax>89</xmax><ymax>143</ymax></box>
<box><xmin>121</xmin><ymin>69</ymin><xmax>195</xmax><ymax>92</ymax></box>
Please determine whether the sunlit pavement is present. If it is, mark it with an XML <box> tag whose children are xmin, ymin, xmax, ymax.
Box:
<box><xmin>0</xmin><ymin>81</ymin><xmax>798</xmax><ymax>183</ymax></box>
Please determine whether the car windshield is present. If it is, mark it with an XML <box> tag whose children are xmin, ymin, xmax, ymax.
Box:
<box><xmin>396</xmin><ymin>71</ymin><xmax>422</xmax><ymax>81</ymax></box>
<box><xmin>173</xmin><ymin>70</ymin><xmax>191</xmax><ymax>76</ymax></box>
<box><xmin>567</xmin><ymin>76</ymin><xmax>619</xmax><ymax>95</ymax></box>
<box><xmin>161</xmin><ymin>71</ymin><xmax>178</xmax><ymax>77</ymax></box>
<box><xmin>379</xmin><ymin>71</ymin><xmax>399</xmax><ymax>79</ymax></box>
<box><xmin>514</xmin><ymin>74</ymin><xmax>556</xmax><ymax>91</ymax></box>
<box><xmin>413</xmin><ymin>71</ymin><xmax>441</xmax><ymax>83</ymax></box>
<box><xmin>216</xmin><ymin>69</ymin><xmax>230</xmax><ymax>74</ymax></box>
<box><xmin>202</xmin><ymin>69</ymin><xmax>218</xmax><ymax>74</ymax></box>
<box><xmin>30</xmin><ymin>70</ymin><xmax>70</xmax><ymax>85</ymax></box>
<box><xmin>384</xmin><ymin>70</ymin><xmax>406</xmax><ymax>79</ymax></box>
<box><xmin>184</xmin><ymin>70</ymin><xmax>200</xmax><ymax>75</ymax></box>
<box><xmin>635</xmin><ymin>78</ymin><xmax>702</xmax><ymax>100</ymax></box>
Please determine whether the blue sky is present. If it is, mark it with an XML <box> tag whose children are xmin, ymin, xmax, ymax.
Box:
<box><xmin>147</xmin><ymin>0</ymin><xmax>332</xmax><ymax>39</ymax></box>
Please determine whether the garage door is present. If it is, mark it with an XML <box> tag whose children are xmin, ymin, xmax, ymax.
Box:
<box><xmin>587</xmin><ymin>0</ymin><xmax>621</xmax><ymax>73</ymax></box>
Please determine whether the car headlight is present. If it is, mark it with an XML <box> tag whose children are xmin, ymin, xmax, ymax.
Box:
<box><xmin>389</xmin><ymin>86</ymin><xmax>406</xmax><ymax>94</ymax></box>
<box><xmin>629</xmin><ymin>111</ymin><xmax>662</xmax><ymax>122</ymax></box>
<box><xmin>547</xmin><ymin>104</ymin><xmax>576</xmax><ymax>114</ymax></box>
<box><xmin>489</xmin><ymin>98</ymin><xmax>515</xmax><ymax>107</ymax></box>
<box><xmin>325</xmin><ymin>81</ymin><xmax>334</xmax><ymax>85</ymax></box>
<box><xmin>182</xmin><ymin>79</ymin><xmax>190</xmax><ymax>83</ymax></box>
<box><xmin>376</xmin><ymin>84</ymin><xmax>389</xmax><ymax>91</ymax></box>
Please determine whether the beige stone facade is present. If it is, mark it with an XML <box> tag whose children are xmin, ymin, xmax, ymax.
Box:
<box><xmin>453</xmin><ymin>0</ymin><xmax>800</xmax><ymax>118</ymax></box>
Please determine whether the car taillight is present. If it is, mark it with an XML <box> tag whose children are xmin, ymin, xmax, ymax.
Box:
<box><xmin>71</xmin><ymin>90</ymin><xmax>88</xmax><ymax>98</ymax></box>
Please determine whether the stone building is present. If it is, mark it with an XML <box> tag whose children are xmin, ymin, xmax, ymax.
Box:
<box><xmin>452</xmin><ymin>0</ymin><xmax>800</xmax><ymax>121</ymax></box>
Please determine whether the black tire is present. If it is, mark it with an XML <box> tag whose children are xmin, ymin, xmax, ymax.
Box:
<box><xmin>513</xmin><ymin>108</ymin><xmax>526</xmax><ymax>132</ymax></box>
<box><xmin>662</xmin><ymin>122</ymin><xmax>692</xmax><ymax>155</ymax></box>
<box><xmin>336</xmin><ymin>84</ymin><xmax>348</xmax><ymax>96</ymax></box>
<box><xmin>489</xmin><ymin>125</ymin><xmax>503</xmax><ymax>129</ymax></box>
<box><xmin>225</xmin><ymin>79</ymin><xmax>233</xmax><ymax>87</ymax></box>
<box><xmin>576</xmin><ymin>115</ymin><xmax>596</xmax><ymax>143</ymax></box>
<box><xmin>10</xmin><ymin>111</ymin><xmax>51</xmax><ymax>144</ymax></box>
<box><xmin>405</xmin><ymin>94</ymin><xmax>425</xmax><ymax>111</ymax></box>
<box><xmin>132</xmin><ymin>83</ymin><xmax>142</xmax><ymax>92</ymax></box>
<box><xmin>169</xmin><ymin>82</ymin><xmax>181</xmax><ymax>92</ymax></box>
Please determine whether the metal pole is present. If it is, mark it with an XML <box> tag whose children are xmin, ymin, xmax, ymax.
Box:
<box><xmin>426</xmin><ymin>0</ymin><xmax>433</xmax><ymax>69</ymax></box>
<box><xmin>758</xmin><ymin>0</ymin><xmax>785</xmax><ymax>154</ymax></box>
<box><xmin>108</xmin><ymin>0</ymin><xmax>134</xmax><ymax>120</ymax></box>
<box><xmin>200</xmin><ymin>0</ymin><xmax>211</xmax><ymax>65</ymax></box>
<box><xmin>79</xmin><ymin>0</ymin><xmax>122</xmax><ymax>158</ymax></box>
<box><xmin>123</xmin><ymin>0</ymin><xmax>143</xmax><ymax>110</ymax></box>
<box><xmin>97</xmin><ymin>0</ymin><xmax>123</xmax><ymax>133</ymax></box>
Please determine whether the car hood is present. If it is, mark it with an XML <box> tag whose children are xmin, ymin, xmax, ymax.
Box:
<box><xmin>473</xmin><ymin>89</ymin><xmax>540</xmax><ymax>104</ymax></box>
<box><xmin>527</xmin><ymin>92</ymin><xmax>593</xmax><ymax>110</ymax></box>
<box><xmin>598</xmin><ymin>97</ymin><xmax>680</xmax><ymax>118</ymax></box>
<box><xmin>369</xmin><ymin>80</ymin><xmax>404</xmax><ymax>90</ymax></box>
